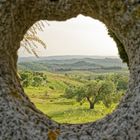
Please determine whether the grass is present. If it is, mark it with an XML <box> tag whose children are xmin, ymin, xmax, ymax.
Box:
<box><xmin>24</xmin><ymin>71</ymin><xmax>118</xmax><ymax>124</ymax></box>
<box><xmin>34</xmin><ymin>99</ymin><xmax>117</xmax><ymax>124</ymax></box>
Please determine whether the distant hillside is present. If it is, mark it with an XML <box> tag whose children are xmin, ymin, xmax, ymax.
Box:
<box><xmin>18</xmin><ymin>56</ymin><xmax>127</xmax><ymax>72</ymax></box>
<box><xmin>18</xmin><ymin>55</ymin><xmax>119</xmax><ymax>62</ymax></box>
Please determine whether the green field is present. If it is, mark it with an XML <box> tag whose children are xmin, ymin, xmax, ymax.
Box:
<box><xmin>24</xmin><ymin>71</ymin><xmax>124</xmax><ymax>124</ymax></box>
<box><xmin>19</xmin><ymin>56</ymin><xmax>128</xmax><ymax>124</ymax></box>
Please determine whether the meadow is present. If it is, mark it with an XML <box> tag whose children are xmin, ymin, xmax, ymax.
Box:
<box><xmin>19</xmin><ymin>56</ymin><xmax>128</xmax><ymax>124</ymax></box>
<box><xmin>23</xmin><ymin>71</ymin><xmax>127</xmax><ymax>124</ymax></box>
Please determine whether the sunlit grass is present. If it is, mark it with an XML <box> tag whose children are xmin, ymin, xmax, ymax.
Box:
<box><xmin>25</xmin><ymin>86</ymin><xmax>117</xmax><ymax>124</ymax></box>
<box><xmin>23</xmin><ymin>71</ymin><xmax>121</xmax><ymax>124</ymax></box>
<box><xmin>35</xmin><ymin>100</ymin><xmax>117</xmax><ymax>124</ymax></box>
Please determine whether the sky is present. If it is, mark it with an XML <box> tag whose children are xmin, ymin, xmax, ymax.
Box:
<box><xmin>18</xmin><ymin>15</ymin><xmax>119</xmax><ymax>57</ymax></box>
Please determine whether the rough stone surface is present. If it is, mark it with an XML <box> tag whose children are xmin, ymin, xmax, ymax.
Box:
<box><xmin>0</xmin><ymin>0</ymin><xmax>140</xmax><ymax>140</ymax></box>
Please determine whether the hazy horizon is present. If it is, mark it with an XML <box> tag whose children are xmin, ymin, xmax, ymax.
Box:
<box><xmin>19</xmin><ymin>54</ymin><xmax>119</xmax><ymax>58</ymax></box>
<box><xmin>19</xmin><ymin>15</ymin><xmax>118</xmax><ymax>57</ymax></box>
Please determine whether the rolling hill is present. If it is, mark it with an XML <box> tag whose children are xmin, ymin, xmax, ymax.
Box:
<box><xmin>18</xmin><ymin>55</ymin><xmax>127</xmax><ymax>72</ymax></box>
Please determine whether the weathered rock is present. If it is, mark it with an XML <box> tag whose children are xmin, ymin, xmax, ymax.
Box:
<box><xmin>0</xmin><ymin>0</ymin><xmax>140</xmax><ymax>140</ymax></box>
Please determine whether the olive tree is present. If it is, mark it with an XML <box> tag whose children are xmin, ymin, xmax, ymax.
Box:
<box><xmin>64</xmin><ymin>80</ymin><xmax>115</xmax><ymax>109</ymax></box>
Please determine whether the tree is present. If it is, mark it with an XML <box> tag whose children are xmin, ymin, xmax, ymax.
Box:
<box><xmin>94</xmin><ymin>75</ymin><xmax>106</xmax><ymax>81</ymax></box>
<box><xmin>32</xmin><ymin>76</ymin><xmax>44</xmax><ymax>87</ymax></box>
<box><xmin>64</xmin><ymin>80</ymin><xmax>115</xmax><ymax>109</ymax></box>
<box><xmin>116</xmin><ymin>76</ymin><xmax>128</xmax><ymax>91</ymax></box>
<box><xmin>20</xmin><ymin>71</ymin><xmax>33</xmax><ymax>87</ymax></box>
<box><xmin>105</xmin><ymin>73</ymin><xmax>128</xmax><ymax>91</ymax></box>
<box><xmin>63</xmin><ymin>85</ymin><xmax>77</xmax><ymax>99</ymax></box>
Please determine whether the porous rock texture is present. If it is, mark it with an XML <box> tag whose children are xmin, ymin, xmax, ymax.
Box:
<box><xmin>0</xmin><ymin>0</ymin><xmax>140</xmax><ymax>140</ymax></box>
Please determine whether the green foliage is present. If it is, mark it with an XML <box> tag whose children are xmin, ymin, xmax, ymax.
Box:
<box><xmin>22</xmin><ymin>70</ymin><xmax>128</xmax><ymax>123</ymax></box>
<box><xmin>105</xmin><ymin>73</ymin><xmax>128</xmax><ymax>91</ymax></box>
<box><xmin>20</xmin><ymin>71</ymin><xmax>47</xmax><ymax>87</ymax></box>
<box><xmin>32</xmin><ymin>76</ymin><xmax>44</xmax><ymax>87</ymax></box>
<box><xmin>63</xmin><ymin>73</ymin><xmax>128</xmax><ymax>109</ymax></box>
<box><xmin>112</xmin><ymin>91</ymin><xmax>124</xmax><ymax>103</ymax></box>
<box><xmin>94</xmin><ymin>75</ymin><xmax>105</xmax><ymax>81</ymax></box>
<box><xmin>64</xmin><ymin>85</ymin><xmax>77</xmax><ymax>99</ymax></box>
<box><xmin>64</xmin><ymin>80</ymin><xmax>116</xmax><ymax>109</ymax></box>
<box><xmin>20</xmin><ymin>71</ymin><xmax>33</xmax><ymax>87</ymax></box>
<box><xmin>116</xmin><ymin>76</ymin><xmax>128</xmax><ymax>91</ymax></box>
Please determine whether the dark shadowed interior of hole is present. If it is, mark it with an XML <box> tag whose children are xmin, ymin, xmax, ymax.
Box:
<box><xmin>18</xmin><ymin>15</ymin><xmax>129</xmax><ymax>124</ymax></box>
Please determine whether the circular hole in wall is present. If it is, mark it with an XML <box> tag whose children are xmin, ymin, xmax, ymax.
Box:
<box><xmin>18</xmin><ymin>15</ymin><xmax>129</xmax><ymax>124</ymax></box>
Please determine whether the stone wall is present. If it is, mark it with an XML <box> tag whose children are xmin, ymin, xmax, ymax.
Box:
<box><xmin>0</xmin><ymin>0</ymin><xmax>140</xmax><ymax>139</ymax></box>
